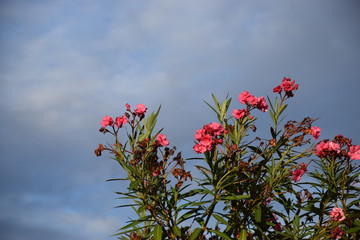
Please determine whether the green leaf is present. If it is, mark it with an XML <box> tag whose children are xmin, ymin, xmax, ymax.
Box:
<box><xmin>213</xmin><ymin>214</ymin><xmax>229</xmax><ymax>226</ymax></box>
<box><xmin>345</xmin><ymin>225</ymin><xmax>360</xmax><ymax>234</ymax></box>
<box><xmin>173</xmin><ymin>226</ymin><xmax>181</xmax><ymax>237</ymax></box>
<box><xmin>219</xmin><ymin>194</ymin><xmax>250</xmax><ymax>201</ymax></box>
<box><xmin>254</xmin><ymin>205</ymin><xmax>262</xmax><ymax>223</ymax></box>
<box><xmin>293</xmin><ymin>214</ymin><xmax>300</xmax><ymax>232</ymax></box>
<box><xmin>154</xmin><ymin>225</ymin><xmax>162</xmax><ymax>240</ymax></box>
<box><xmin>209</xmin><ymin>229</ymin><xmax>232</xmax><ymax>240</ymax></box>
<box><xmin>278</xmin><ymin>103</ymin><xmax>288</xmax><ymax>116</ymax></box>
<box><xmin>239</xmin><ymin>229</ymin><xmax>247</xmax><ymax>240</ymax></box>
<box><xmin>190</xmin><ymin>228</ymin><xmax>202</xmax><ymax>240</ymax></box>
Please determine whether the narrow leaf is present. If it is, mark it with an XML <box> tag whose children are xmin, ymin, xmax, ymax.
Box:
<box><xmin>154</xmin><ymin>225</ymin><xmax>162</xmax><ymax>240</ymax></box>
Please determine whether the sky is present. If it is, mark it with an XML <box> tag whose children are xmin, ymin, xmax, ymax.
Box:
<box><xmin>0</xmin><ymin>0</ymin><xmax>359</xmax><ymax>239</ymax></box>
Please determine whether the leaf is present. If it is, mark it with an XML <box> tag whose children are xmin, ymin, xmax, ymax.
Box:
<box><xmin>154</xmin><ymin>225</ymin><xmax>162</xmax><ymax>240</ymax></box>
<box><xmin>270</xmin><ymin>127</ymin><xmax>277</xmax><ymax>138</ymax></box>
<box><xmin>213</xmin><ymin>214</ymin><xmax>229</xmax><ymax>226</ymax></box>
<box><xmin>190</xmin><ymin>228</ymin><xmax>202</xmax><ymax>240</ymax></box>
<box><xmin>173</xmin><ymin>226</ymin><xmax>181</xmax><ymax>237</ymax></box>
<box><xmin>203</xmin><ymin>99</ymin><xmax>218</xmax><ymax>116</ymax></box>
<box><xmin>191</xmin><ymin>200</ymin><xmax>212</xmax><ymax>206</ymax></box>
<box><xmin>248</xmin><ymin>145</ymin><xmax>263</xmax><ymax>154</ymax></box>
<box><xmin>293</xmin><ymin>214</ymin><xmax>300</xmax><ymax>232</ymax></box>
<box><xmin>345</xmin><ymin>225</ymin><xmax>360</xmax><ymax>234</ymax></box>
<box><xmin>239</xmin><ymin>229</ymin><xmax>247</xmax><ymax>240</ymax></box>
<box><xmin>106</xmin><ymin>178</ymin><xmax>128</xmax><ymax>181</ymax></box>
<box><xmin>209</xmin><ymin>229</ymin><xmax>232</xmax><ymax>240</ymax></box>
<box><xmin>254</xmin><ymin>205</ymin><xmax>262</xmax><ymax>223</ymax></box>
<box><xmin>278</xmin><ymin>103</ymin><xmax>288</xmax><ymax>116</ymax></box>
<box><xmin>113</xmin><ymin>225</ymin><xmax>147</xmax><ymax>236</ymax></box>
<box><xmin>219</xmin><ymin>194</ymin><xmax>250</xmax><ymax>201</ymax></box>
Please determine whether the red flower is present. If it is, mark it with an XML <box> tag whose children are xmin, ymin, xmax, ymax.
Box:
<box><xmin>273</xmin><ymin>85</ymin><xmax>282</xmax><ymax>93</ymax></box>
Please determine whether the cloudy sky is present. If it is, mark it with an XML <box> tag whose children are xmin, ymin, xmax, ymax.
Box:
<box><xmin>0</xmin><ymin>0</ymin><xmax>359</xmax><ymax>239</ymax></box>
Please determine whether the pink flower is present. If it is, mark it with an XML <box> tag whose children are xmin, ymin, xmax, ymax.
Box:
<box><xmin>232</xmin><ymin>109</ymin><xmax>248</xmax><ymax>119</ymax></box>
<box><xmin>125</xmin><ymin>103</ymin><xmax>131</xmax><ymax>111</ymax></box>
<box><xmin>300</xmin><ymin>163</ymin><xmax>308</xmax><ymax>171</ymax></box>
<box><xmin>204</xmin><ymin>122</ymin><xmax>225</xmax><ymax>136</ymax></box>
<box><xmin>239</xmin><ymin>91</ymin><xmax>257</xmax><ymax>105</ymax></box>
<box><xmin>332</xmin><ymin>227</ymin><xmax>345</xmax><ymax>239</ymax></box>
<box><xmin>194</xmin><ymin>128</ymin><xmax>206</xmax><ymax>141</ymax></box>
<box><xmin>316</xmin><ymin>142</ymin><xmax>327</xmax><ymax>157</ymax></box>
<box><xmin>193</xmin><ymin>143</ymin><xmax>207</xmax><ymax>154</ymax></box>
<box><xmin>281</xmin><ymin>77</ymin><xmax>299</xmax><ymax>91</ymax></box>
<box><xmin>330</xmin><ymin>207</ymin><xmax>345</xmax><ymax>221</ymax></box>
<box><xmin>193</xmin><ymin>122</ymin><xmax>225</xmax><ymax>154</ymax></box>
<box><xmin>152</xmin><ymin>169</ymin><xmax>161</xmax><ymax>177</ymax></box>
<box><xmin>134</xmin><ymin>104</ymin><xmax>147</xmax><ymax>116</ymax></box>
<box><xmin>292</xmin><ymin>168</ymin><xmax>305</xmax><ymax>182</ymax></box>
<box><xmin>238</xmin><ymin>91</ymin><xmax>268</xmax><ymax>112</ymax></box>
<box><xmin>348</xmin><ymin>145</ymin><xmax>360</xmax><ymax>160</ymax></box>
<box><xmin>256</xmin><ymin>96</ymin><xmax>268</xmax><ymax>112</ymax></box>
<box><xmin>273</xmin><ymin>77</ymin><xmax>299</xmax><ymax>97</ymax></box>
<box><xmin>156</xmin><ymin>134</ymin><xmax>169</xmax><ymax>146</ymax></box>
<box><xmin>291</xmin><ymin>163</ymin><xmax>308</xmax><ymax>182</ymax></box>
<box><xmin>311</xmin><ymin>126</ymin><xmax>321</xmax><ymax>140</ymax></box>
<box><xmin>198</xmin><ymin>134</ymin><xmax>213</xmax><ymax>149</ymax></box>
<box><xmin>100</xmin><ymin>116</ymin><xmax>114</xmax><ymax>127</ymax></box>
<box><xmin>115</xmin><ymin>116</ymin><xmax>128</xmax><ymax>128</ymax></box>
<box><xmin>316</xmin><ymin>141</ymin><xmax>341</xmax><ymax>158</ymax></box>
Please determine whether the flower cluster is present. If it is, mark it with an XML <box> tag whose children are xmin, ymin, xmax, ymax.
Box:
<box><xmin>100</xmin><ymin>103</ymin><xmax>147</xmax><ymax>129</ymax></box>
<box><xmin>330</xmin><ymin>207</ymin><xmax>346</xmax><ymax>221</ymax></box>
<box><xmin>316</xmin><ymin>137</ymin><xmax>360</xmax><ymax>160</ymax></box>
<box><xmin>273</xmin><ymin>77</ymin><xmax>299</xmax><ymax>97</ymax></box>
<box><xmin>349</xmin><ymin>145</ymin><xmax>360</xmax><ymax>160</ymax></box>
<box><xmin>332</xmin><ymin>227</ymin><xmax>345</xmax><ymax>239</ymax></box>
<box><xmin>193</xmin><ymin>122</ymin><xmax>226</xmax><ymax>153</ymax></box>
<box><xmin>291</xmin><ymin>163</ymin><xmax>308</xmax><ymax>182</ymax></box>
<box><xmin>238</xmin><ymin>91</ymin><xmax>268</xmax><ymax>112</ymax></box>
<box><xmin>316</xmin><ymin>141</ymin><xmax>341</xmax><ymax>158</ymax></box>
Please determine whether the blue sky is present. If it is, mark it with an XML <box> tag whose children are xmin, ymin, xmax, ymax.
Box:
<box><xmin>0</xmin><ymin>0</ymin><xmax>359</xmax><ymax>239</ymax></box>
